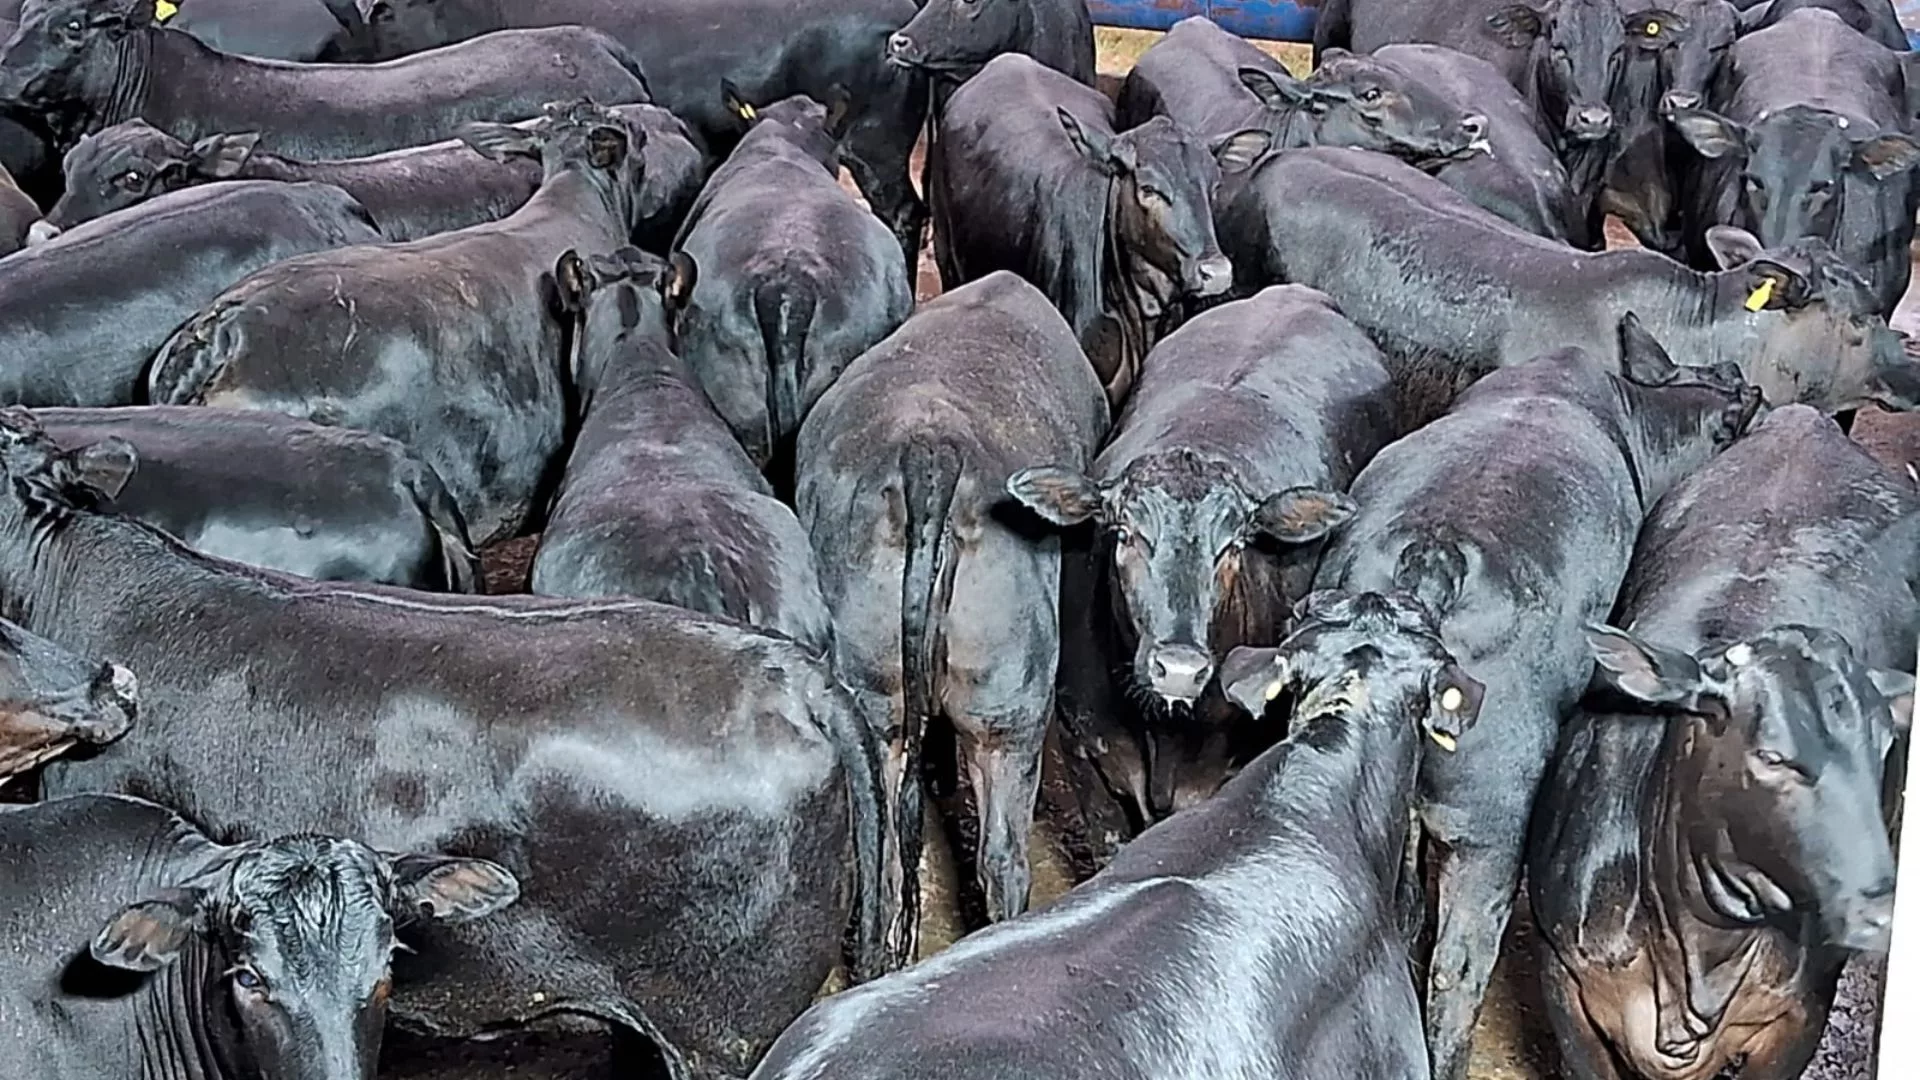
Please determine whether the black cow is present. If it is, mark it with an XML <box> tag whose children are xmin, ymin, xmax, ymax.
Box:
<box><xmin>797</xmin><ymin>271</ymin><xmax>1108</xmax><ymax>935</ymax></box>
<box><xmin>1744</xmin><ymin>0</ymin><xmax>1911</xmax><ymax>49</ymax></box>
<box><xmin>1671</xmin><ymin>9</ymin><xmax>1920</xmax><ymax>316</ymax></box>
<box><xmin>147</xmin><ymin>102</ymin><xmax>650</xmax><ymax>545</ymax></box>
<box><xmin>327</xmin><ymin>0</ymin><xmax>932</xmax><ymax>274</ymax></box>
<box><xmin>42</xmin><ymin>102</ymin><xmax>705</xmax><ymax>246</ymax></box>
<box><xmin>1008</xmin><ymin>285</ymin><xmax>1397</xmax><ymax>821</ymax></box>
<box><xmin>750</xmin><ymin>590</ymin><xmax>1486</xmax><ymax>1080</ymax></box>
<box><xmin>933</xmin><ymin>53</ymin><xmax>1262</xmax><ymax>407</ymax></box>
<box><xmin>0</xmin><ymin>13</ymin><xmax>62</xmax><ymax>204</ymax></box>
<box><xmin>0</xmin><ymin>179</ymin><xmax>379</xmax><ymax>407</ymax></box>
<box><xmin>0</xmin><ymin>161</ymin><xmax>38</xmax><ymax>254</ymax></box>
<box><xmin>1368</xmin><ymin>43</ymin><xmax>1588</xmax><ymax>242</ymax></box>
<box><xmin>531</xmin><ymin>247</ymin><xmax>835</xmax><ymax>654</ymax></box>
<box><xmin>1530</xmin><ymin>404</ymin><xmax>1920</xmax><ymax>1080</ymax></box>
<box><xmin>168</xmin><ymin>0</ymin><xmax>363</xmax><ymax>60</ymax></box>
<box><xmin>0</xmin><ymin>0</ymin><xmax>650</xmax><ymax>156</ymax></box>
<box><xmin>1116</xmin><ymin>19</ymin><xmax>1490</xmax><ymax>170</ymax></box>
<box><xmin>1216</xmin><ymin>147</ymin><xmax>1920</xmax><ymax>421</ymax></box>
<box><xmin>886</xmin><ymin>0</ymin><xmax>1095</xmax><ymax>86</ymax></box>
<box><xmin>31</xmin><ymin>406</ymin><xmax>478</xmax><ymax>590</ymax></box>
<box><xmin>0</xmin><ymin>617</ymin><xmax>133</xmax><ymax>786</ymax></box>
<box><xmin>0</xmin><ymin>409</ymin><xmax>895</xmax><ymax>1080</ymax></box>
<box><xmin>0</xmin><ymin>794</ymin><xmax>519</xmax><ymax>1080</ymax></box>
<box><xmin>674</xmin><ymin>93</ymin><xmax>913</xmax><ymax>469</ymax></box>
<box><xmin>1313</xmin><ymin>324</ymin><xmax>1759</xmax><ymax>1080</ymax></box>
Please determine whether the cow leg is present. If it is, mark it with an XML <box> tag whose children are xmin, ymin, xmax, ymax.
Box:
<box><xmin>955</xmin><ymin>707</ymin><xmax>1049</xmax><ymax>922</ymax></box>
<box><xmin>1424</xmin><ymin>833</ymin><xmax>1526</xmax><ymax>1080</ymax></box>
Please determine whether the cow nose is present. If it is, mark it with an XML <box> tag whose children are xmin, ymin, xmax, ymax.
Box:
<box><xmin>1568</xmin><ymin>104</ymin><xmax>1613</xmax><ymax>140</ymax></box>
<box><xmin>1459</xmin><ymin>114</ymin><xmax>1487</xmax><ymax>141</ymax></box>
<box><xmin>1661</xmin><ymin>90</ymin><xmax>1702</xmax><ymax>115</ymax></box>
<box><xmin>25</xmin><ymin>219</ymin><xmax>59</xmax><ymax>246</ymax></box>
<box><xmin>887</xmin><ymin>32</ymin><xmax>917</xmax><ymax>60</ymax></box>
<box><xmin>83</xmin><ymin>662</ymin><xmax>138</xmax><ymax>743</ymax></box>
<box><xmin>1191</xmin><ymin>255</ymin><xmax>1232</xmax><ymax>297</ymax></box>
<box><xmin>1147</xmin><ymin>644</ymin><xmax>1214</xmax><ymax>705</ymax></box>
<box><xmin>1832</xmin><ymin>880</ymin><xmax>1896</xmax><ymax>952</ymax></box>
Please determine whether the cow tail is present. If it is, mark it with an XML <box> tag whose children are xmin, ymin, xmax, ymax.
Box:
<box><xmin>404</xmin><ymin>457</ymin><xmax>481</xmax><ymax>593</ymax></box>
<box><xmin>896</xmin><ymin>437</ymin><xmax>961</xmax><ymax>961</ymax></box>
<box><xmin>1392</xmin><ymin>536</ymin><xmax>1467</xmax><ymax>622</ymax></box>
<box><xmin>819</xmin><ymin>676</ymin><xmax>896</xmax><ymax>982</ymax></box>
<box><xmin>145</xmin><ymin>299</ymin><xmax>241</xmax><ymax>405</ymax></box>
<box><xmin>754</xmin><ymin>281</ymin><xmax>813</xmax><ymax>458</ymax></box>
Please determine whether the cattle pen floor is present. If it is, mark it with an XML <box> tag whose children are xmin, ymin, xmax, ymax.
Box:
<box><xmin>386</xmin><ymin>28</ymin><xmax>1894</xmax><ymax>1080</ymax></box>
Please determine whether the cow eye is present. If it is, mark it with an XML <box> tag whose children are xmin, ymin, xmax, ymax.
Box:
<box><xmin>1808</xmin><ymin>179</ymin><xmax>1833</xmax><ymax>195</ymax></box>
<box><xmin>1137</xmin><ymin>186</ymin><xmax>1169</xmax><ymax>206</ymax></box>
<box><xmin>64</xmin><ymin>19</ymin><xmax>82</xmax><ymax>34</ymax></box>
<box><xmin>1113</xmin><ymin>526</ymin><xmax>1133</xmax><ymax>544</ymax></box>
<box><xmin>232</xmin><ymin>967</ymin><xmax>265</xmax><ymax>992</ymax></box>
<box><xmin>117</xmin><ymin>170</ymin><xmax>143</xmax><ymax>190</ymax></box>
<box><xmin>1359</xmin><ymin>86</ymin><xmax>1383</xmax><ymax>104</ymax></box>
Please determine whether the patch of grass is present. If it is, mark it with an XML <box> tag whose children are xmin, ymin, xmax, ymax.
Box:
<box><xmin>1095</xmin><ymin>26</ymin><xmax>1310</xmax><ymax>78</ymax></box>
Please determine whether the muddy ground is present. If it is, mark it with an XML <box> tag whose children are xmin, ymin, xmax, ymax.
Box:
<box><xmin>381</xmin><ymin>27</ymin><xmax>1898</xmax><ymax>1080</ymax></box>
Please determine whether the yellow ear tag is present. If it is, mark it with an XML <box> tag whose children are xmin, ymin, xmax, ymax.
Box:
<box><xmin>1745</xmin><ymin>277</ymin><xmax>1775</xmax><ymax>312</ymax></box>
<box><xmin>1263</xmin><ymin>678</ymin><xmax>1287</xmax><ymax>702</ymax></box>
<box><xmin>1430</xmin><ymin>730</ymin><xmax>1459</xmax><ymax>752</ymax></box>
<box><xmin>1645</xmin><ymin>20</ymin><xmax>1660</xmax><ymax>35</ymax></box>
<box><xmin>739</xmin><ymin>102</ymin><xmax>757</xmax><ymax>121</ymax></box>
<box><xmin>155</xmin><ymin>0</ymin><xmax>179</xmax><ymax>21</ymax></box>
<box><xmin>1440</xmin><ymin>687</ymin><xmax>1465</xmax><ymax>712</ymax></box>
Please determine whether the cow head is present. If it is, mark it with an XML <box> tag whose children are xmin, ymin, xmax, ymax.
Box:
<box><xmin>1055</xmin><ymin>109</ymin><xmax>1256</xmax><ymax>308</ymax></box>
<box><xmin>554</xmin><ymin>245</ymin><xmax>696</xmax><ymax>399</ymax></box>
<box><xmin>1240</xmin><ymin>55</ymin><xmax>1488</xmax><ymax>168</ymax></box>
<box><xmin>336</xmin><ymin>0</ymin><xmax>472</xmax><ymax>61</ymax></box>
<box><xmin>0</xmin><ymin>0</ymin><xmax>158</xmax><ymax>121</ymax></box>
<box><xmin>460</xmin><ymin>100</ymin><xmax>648</xmax><ymax>229</ymax></box>
<box><xmin>1488</xmin><ymin>0</ymin><xmax>1625</xmax><ymax>144</ymax></box>
<box><xmin>887</xmin><ymin>0</ymin><xmax>1041</xmax><ymax>79</ymax></box>
<box><xmin>1614</xmin><ymin>312</ymin><xmax>1762</xmax><ymax>499</ymax></box>
<box><xmin>1703</xmin><ymin>225</ymin><xmax>1919</xmax><ymax>413</ymax></box>
<box><xmin>92</xmin><ymin>836</ymin><xmax>518</xmax><ymax>1080</ymax></box>
<box><xmin>718</xmin><ymin>84</ymin><xmax>849</xmax><ymax>171</ymax></box>
<box><xmin>44</xmin><ymin>119</ymin><xmax>259</xmax><ymax>230</ymax></box>
<box><xmin>1587</xmin><ymin>624</ymin><xmax>1911</xmax><ymax>951</ymax></box>
<box><xmin>1218</xmin><ymin>590</ymin><xmax>1485</xmax><ymax>757</ymax></box>
<box><xmin>0</xmin><ymin>615</ymin><xmax>134</xmax><ymax>786</ymax></box>
<box><xmin>1009</xmin><ymin>450</ymin><xmax>1357</xmax><ymax>708</ymax></box>
<box><xmin>1672</xmin><ymin>104</ymin><xmax>1920</xmax><ymax>254</ymax></box>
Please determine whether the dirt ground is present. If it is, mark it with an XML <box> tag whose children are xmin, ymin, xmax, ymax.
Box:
<box><xmin>382</xmin><ymin>26</ymin><xmax>1899</xmax><ymax>1080</ymax></box>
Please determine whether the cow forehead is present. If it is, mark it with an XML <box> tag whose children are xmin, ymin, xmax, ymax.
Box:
<box><xmin>1731</xmin><ymin>643</ymin><xmax>1882</xmax><ymax>750</ymax></box>
<box><xmin>221</xmin><ymin>840</ymin><xmax>393</xmax><ymax>979</ymax></box>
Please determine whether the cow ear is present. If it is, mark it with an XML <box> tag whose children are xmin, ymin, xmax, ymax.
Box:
<box><xmin>1703</xmin><ymin>223</ymin><xmax>1766</xmax><ymax>271</ymax></box>
<box><xmin>188</xmin><ymin>132</ymin><xmax>260</xmax><ymax>179</ymax></box>
<box><xmin>1057</xmin><ymin>107</ymin><xmax>1128</xmax><ymax>175</ymax></box>
<box><xmin>1006</xmin><ymin>465</ymin><xmax>1104</xmax><ymax>527</ymax></box>
<box><xmin>1870</xmin><ymin>669</ymin><xmax>1916</xmax><ymax>733</ymax></box>
<box><xmin>1210</xmin><ymin>128</ymin><xmax>1272</xmax><ymax>175</ymax></box>
<box><xmin>662</xmin><ymin>251</ymin><xmax>698</xmax><ymax>313</ymax></box>
<box><xmin>1250</xmin><ymin>486</ymin><xmax>1358</xmax><ymax>544</ymax></box>
<box><xmin>587</xmin><ymin>125</ymin><xmax>630</xmax><ymax>170</ymax></box>
<box><xmin>1585</xmin><ymin>625</ymin><xmax>1706</xmax><ymax>706</ymax></box>
<box><xmin>92</xmin><ymin>888</ymin><xmax>204</xmax><ymax>972</ymax></box>
<box><xmin>1855</xmin><ymin>134</ymin><xmax>1920</xmax><ymax>181</ymax></box>
<box><xmin>1485</xmin><ymin>4</ymin><xmax>1544</xmax><ymax>47</ymax></box>
<box><xmin>823</xmin><ymin>84</ymin><xmax>855</xmax><ymax>140</ymax></box>
<box><xmin>457</xmin><ymin>122</ymin><xmax>540</xmax><ymax>163</ymax></box>
<box><xmin>1238</xmin><ymin>66</ymin><xmax>1311</xmax><ymax>109</ymax></box>
<box><xmin>318</xmin><ymin>0</ymin><xmax>364</xmax><ymax>30</ymax></box>
<box><xmin>1220</xmin><ymin>645</ymin><xmax>1290</xmax><ymax>718</ymax></box>
<box><xmin>1670</xmin><ymin>107</ymin><xmax>1746</xmax><ymax>160</ymax></box>
<box><xmin>1618</xmin><ymin>311</ymin><xmax>1680</xmax><ymax>387</ymax></box>
<box><xmin>357</xmin><ymin>0</ymin><xmax>394</xmax><ymax>23</ymax></box>
<box><xmin>59</xmin><ymin>438</ymin><xmax>137</xmax><ymax>501</ymax></box>
<box><xmin>554</xmin><ymin>249</ymin><xmax>595</xmax><ymax>315</ymax></box>
<box><xmin>388</xmin><ymin>853</ymin><xmax>520</xmax><ymax>924</ymax></box>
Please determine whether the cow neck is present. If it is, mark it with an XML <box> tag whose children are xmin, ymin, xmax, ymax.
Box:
<box><xmin>101</xmin><ymin>27</ymin><xmax>155</xmax><ymax>130</ymax></box>
<box><xmin>1603</xmin><ymin>258</ymin><xmax>1727</xmax><ymax>372</ymax></box>
<box><xmin>1637</xmin><ymin>722</ymin><xmax>1788</xmax><ymax>1062</ymax></box>
<box><xmin>532</xmin><ymin>162</ymin><xmax>633</xmax><ymax>242</ymax></box>
<box><xmin>1264</xmin><ymin>688</ymin><xmax>1423</xmax><ymax>884</ymax></box>
<box><xmin>1271</xmin><ymin>104</ymin><xmax>1316</xmax><ymax>151</ymax></box>
<box><xmin>1097</xmin><ymin>177</ymin><xmax>1150</xmax><ymax>397</ymax></box>
<box><xmin>1593</xmin><ymin>382</ymin><xmax>1650</xmax><ymax>511</ymax></box>
<box><xmin>134</xmin><ymin>939</ymin><xmax>233</xmax><ymax>1080</ymax></box>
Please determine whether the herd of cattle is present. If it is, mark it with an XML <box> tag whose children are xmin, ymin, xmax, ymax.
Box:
<box><xmin>0</xmin><ymin>0</ymin><xmax>1916</xmax><ymax>1077</ymax></box>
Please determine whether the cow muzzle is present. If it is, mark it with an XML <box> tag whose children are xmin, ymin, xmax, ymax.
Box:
<box><xmin>1828</xmin><ymin>880</ymin><xmax>1896</xmax><ymax>952</ymax></box>
<box><xmin>885</xmin><ymin>32</ymin><xmax>923</xmax><ymax>66</ymax></box>
<box><xmin>85</xmin><ymin>662</ymin><xmax>138</xmax><ymax>742</ymax></box>
<box><xmin>1187</xmin><ymin>255</ymin><xmax>1233</xmax><ymax>298</ymax></box>
<box><xmin>1147</xmin><ymin>644</ymin><xmax>1214</xmax><ymax>706</ymax></box>
<box><xmin>1660</xmin><ymin>90</ymin><xmax>1702</xmax><ymax>117</ymax></box>
<box><xmin>1565</xmin><ymin>104</ymin><xmax>1614</xmax><ymax>142</ymax></box>
<box><xmin>25</xmin><ymin>219</ymin><xmax>59</xmax><ymax>246</ymax></box>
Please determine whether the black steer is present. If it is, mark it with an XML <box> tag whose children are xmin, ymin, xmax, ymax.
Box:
<box><xmin>886</xmin><ymin>0</ymin><xmax>1095</xmax><ymax>86</ymax></box>
<box><xmin>0</xmin><ymin>616</ymin><xmax>132</xmax><ymax>787</ymax></box>
<box><xmin>0</xmin><ymin>179</ymin><xmax>379</xmax><ymax>406</ymax></box>
<box><xmin>1531</xmin><ymin>403</ymin><xmax>1920</xmax><ymax>1080</ymax></box>
<box><xmin>531</xmin><ymin>247</ymin><xmax>834</xmax><ymax>654</ymax></box>
<box><xmin>147</xmin><ymin>102</ymin><xmax>650</xmax><ymax>545</ymax></box>
<box><xmin>44</xmin><ymin>103</ymin><xmax>705</xmax><ymax>246</ymax></box>
<box><xmin>0</xmin><ymin>0</ymin><xmax>650</xmax><ymax>156</ymax></box>
<box><xmin>796</xmin><ymin>271</ymin><xmax>1108</xmax><ymax>938</ymax></box>
<box><xmin>673</xmin><ymin>93</ymin><xmax>913</xmax><ymax>469</ymax></box>
<box><xmin>749</xmin><ymin>590</ymin><xmax>1485</xmax><ymax>1080</ymax></box>
<box><xmin>1009</xmin><ymin>285</ymin><xmax>1397</xmax><ymax>822</ymax></box>
<box><xmin>0</xmin><ymin>409</ymin><xmax>894</xmax><ymax>1080</ymax></box>
<box><xmin>1217</xmin><ymin>147</ymin><xmax>1920</xmax><ymax>421</ymax></box>
<box><xmin>31</xmin><ymin>406</ymin><xmax>478</xmax><ymax>590</ymax></box>
<box><xmin>1671</xmin><ymin>9</ymin><xmax>1920</xmax><ymax>316</ymax></box>
<box><xmin>1313</xmin><ymin>322</ymin><xmax>1759</xmax><ymax>1080</ymax></box>
<box><xmin>1116</xmin><ymin>18</ymin><xmax>1490</xmax><ymax>172</ymax></box>
<box><xmin>932</xmin><ymin>52</ymin><xmax>1261</xmax><ymax>407</ymax></box>
<box><xmin>0</xmin><ymin>794</ymin><xmax>518</xmax><ymax>1080</ymax></box>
